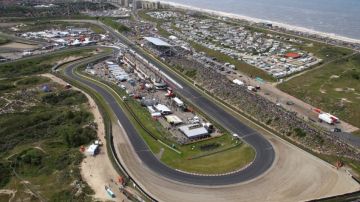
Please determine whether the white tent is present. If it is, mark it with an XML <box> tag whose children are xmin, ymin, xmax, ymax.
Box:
<box><xmin>86</xmin><ymin>144</ymin><xmax>99</xmax><ymax>156</ymax></box>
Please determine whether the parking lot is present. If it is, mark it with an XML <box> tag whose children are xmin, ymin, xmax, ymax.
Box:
<box><xmin>87</xmin><ymin>52</ymin><xmax>223</xmax><ymax>145</ymax></box>
<box><xmin>147</xmin><ymin>11</ymin><xmax>322</xmax><ymax>78</ymax></box>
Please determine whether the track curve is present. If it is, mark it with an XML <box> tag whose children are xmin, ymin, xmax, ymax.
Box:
<box><xmin>63</xmin><ymin>48</ymin><xmax>275</xmax><ymax>186</ymax></box>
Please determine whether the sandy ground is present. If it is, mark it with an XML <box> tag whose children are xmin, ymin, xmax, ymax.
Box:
<box><xmin>56</xmin><ymin>56</ymin><xmax>84</xmax><ymax>65</ymax></box>
<box><xmin>0</xmin><ymin>42</ymin><xmax>37</xmax><ymax>49</ymax></box>
<box><xmin>112</xmin><ymin>103</ymin><xmax>360</xmax><ymax>202</ymax></box>
<box><xmin>42</xmin><ymin>73</ymin><xmax>127</xmax><ymax>201</ymax></box>
<box><xmin>0</xmin><ymin>190</ymin><xmax>16</xmax><ymax>202</ymax></box>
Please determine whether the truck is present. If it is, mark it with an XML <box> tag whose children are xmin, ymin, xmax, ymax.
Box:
<box><xmin>105</xmin><ymin>186</ymin><xmax>115</xmax><ymax>198</ymax></box>
<box><xmin>318</xmin><ymin>113</ymin><xmax>339</xmax><ymax>125</ymax></box>
<box><xmin>232</xmin><ymin>79</ymin><xmax>244</xmax><ymax>86</ymax></box>
<box><xmin>172</xmin><ymin>97</ymin><xmax>184</xmax><ymax>107</ymax></box>
<box><xmin>247</xmin><ymin>85</ymin><xmax>257</xmax><ymax>92</ymax></box>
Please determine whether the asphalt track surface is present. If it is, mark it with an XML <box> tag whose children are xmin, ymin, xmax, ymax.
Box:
<box><xmin>63</xmin><ymin>22</ymin><xmax>275</xmax><ymax>185</ymax></box>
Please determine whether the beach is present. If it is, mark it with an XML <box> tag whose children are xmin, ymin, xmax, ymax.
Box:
<box><xmin>152</xmin><ymin>0</ymin><xmax>360</xmax><ymax>44</ymax></box>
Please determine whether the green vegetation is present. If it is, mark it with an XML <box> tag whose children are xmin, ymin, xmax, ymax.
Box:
<box><xmin>42</xmin><ymin>90</ymin><xmax>87</xmax><ymax>105</ymax></box>
<box><xmin>299</xmin><ymin>43</ymin><xmax>352</xmax><ymax>63</ymax></box>
<box><xmin>0</xmin><ymin>163</ymin><xmax>11</xmax><ymax>188</ymax></box>
<box><xmin>0</xmin><ymin>48</ymin><xmax>96</xmax><ymax>78</ymax></box>
<box><xmin>0</xmin><ymin>2</ymin><xmax>115</xmax><ymax>18</ymax></box>
<box><xmin>16</xmin><ymin>76</ymin><xmax>49</xmax><ymax>85</ymax></box>
<box><xmin>319</xmin><ymin>154</ymin><xmax>360</xmax><ymax>179</ymax></box>
<box><xmin>2</xmin><ymin>20</ymin><xmax>105</xmax><ymax>34</ymax></box>
<box><xmin>294</xmin><ymin>128</ymin><xmax>306</xmax><ymax>137</ymax></box>
<box><xmin>0</xmin><ymin>36</ymin><xmax>10</xmax><ymax>45</ymax></box>
<box><xmin>185</xmin><ymin>69</ymin><xmax>197</xmax><ymax>78</ymax></box>
<box><xmin>88</xmin><ymin>23</ymin><xmax>105</xmax><ymax>34</ymax></box>
<box><xmin>164</xmin><ymin>145</ymin><xmax>254</xmax><ymax>174</ymax></box>
<box><xmin>0</xmin><ymin>85</ymin><xmax>94</xmax><ymax>153</ymax></box>
<box><xmin>78</xmin><ymin>68</ymin><xmax>255</xmax><ymax>174</ymax></box>
<box><xmin>99</xmin><ymin>17</ymin><xmax>130</xmax><ymax>33</ymax></box>
<box><xmin>278</xmin><ymin>54</ymin><xmax>360</xmax><ymax>128</ymax></box>
<box><xmin>0</xmin><ymin>77</ymin><xmax>95</xmax><ymax>200</ymax></box>
<box><xmin>0</xmin><ymin>52</ymin><xmax>98</xmax><ymax>200</ymax></box>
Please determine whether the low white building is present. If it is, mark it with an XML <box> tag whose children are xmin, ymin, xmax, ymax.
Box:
<box><xmin>165</xmin><ymin>115</ymin><xmax>183</xmax><ymax>125</ymax></box>
<box><xmin>154</xmin><ymin>104</ymin><xmax>172</xmax><ymax>115</ymax></box>
<box><xmin>178</xmin><ymin>124</ymin><xmax>209</xmax><ymax>139</ymax></box>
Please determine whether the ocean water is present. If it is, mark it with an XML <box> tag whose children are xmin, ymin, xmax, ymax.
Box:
<box><xmin>162</xmin><ymin>0</ymin><xmax>360</xmax><ymax>40</ymax></box>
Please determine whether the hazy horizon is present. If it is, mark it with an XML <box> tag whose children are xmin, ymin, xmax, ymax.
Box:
<box><xmin>162</xmin><ymin>0</ymin><xmax>360</xmax><ymax>40</ymax></box>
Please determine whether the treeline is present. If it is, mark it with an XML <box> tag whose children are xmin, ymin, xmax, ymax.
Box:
<box><xmin>99</xmin><ymin>17</ymin><xmax>130</xmax><ymax>33</ymax></box>
<box><xmin>0</xmin><ymin>2</ymin><xmax>116</xmax><ymax>18</ymax></box>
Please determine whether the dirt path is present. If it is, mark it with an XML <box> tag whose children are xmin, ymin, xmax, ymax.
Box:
<box><xmin>0</xmin><ymin>42</ymin><xmax>37</xmax><ymax>49</ymax></box>
<box><xmin>0</xmin><ymin>189</ymin><xmax>16</xmax><ymax>202</ymax></box>
<box><xmin>41</xmin><ymin>73</ymin><xmax>127</xmax><ymax>201</ymax></box>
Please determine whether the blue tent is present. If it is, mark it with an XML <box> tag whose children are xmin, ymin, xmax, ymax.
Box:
<box><xmin>42</xmin><ymin>85</ymin><xmax>51</xmax><ymax>92</ymax></box>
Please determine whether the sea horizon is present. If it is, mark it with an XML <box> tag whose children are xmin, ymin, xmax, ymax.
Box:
<box><xmin>158</xmin><ymin>0</ymin><xmax>360</xmax><ymax>43</ymax></box>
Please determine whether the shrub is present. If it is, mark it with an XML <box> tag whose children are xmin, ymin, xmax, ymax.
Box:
<box><xmin>19</xmin><ymin>149</ymin><xmax>44</xmax><ymax>166</ymax></box>
<box><xmin>200</xmin><ymin>143</ymin><xmax>220</xmax><ymax>151</ymax></box>
<box><xmin>0</xmin><ymin>163</ymin><xmax>11</xmax><ymax>188</ymax></box>
<box><xmin>185</xmin><ymin>69</ymin><xmax>197</xmax><ymax>78</ymax></box>
<box><xmin>62</xmin><ymin>125</ymin><xmax>96</xmax><ymax>147</ymax></box>
<box><xmin>42</xmin><ymin>90</ymin><xmax>87</xmax><ymax>105</ymax></box>
<box><xmin>351</xmin><ymin>73</ymin><xmax>359</xmax><ymax>80</ymax></box>
<box><xmin>294</xmin><ymin>128</ymin><xmax>306</xmax><ymax>137</ymax></box>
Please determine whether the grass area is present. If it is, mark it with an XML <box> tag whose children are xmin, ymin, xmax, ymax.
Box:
<box><xmin>2</xmin><ymin>20</ymin><xmax>105</xmax><ymax>34</ymax></box>
<box><xmin>78</xmin><ymin>68</ymin><xmax>255</xmax><ymax>174</ymax></box>
<box><xmin>0</xmin><ymin>48</ymin><xmax>96</xmax><ymax>78</ymax></box>
<box><xmin>297</xmin><ymin>42</ymin><xmax>353</xmax><ymax>62</ymax></box>
<box><xmin>278</xmin><ymin>54</ymin><xmax>360</xmax><ymax>128</ymax></box>
<box><xmin>0</xmin><ymin>36</ymin><xmax>11</xmax><ymax>45</ymax></box>
<box><xmin>0</xmin><ymin>74</ymin><xmax>97</xmax><ymax>201</ymax></box>
<box><xmin>163</xmin><ymin>144</ymin><xmax>254</xmax><ymax>174</ymax></box>
<box><xmin>318</xmin><ymin>153</ymin><xmax>360</xmax><ymax>178</ymax></box>
<box><xmin>99</xmin><ymin>17</ymin><xmax>130</xmax><ymax>33</ymax></box>
<box><xmin>88</xmin><ymin>23</ymin><xmax>105</xmax><ymax>34</ymax></box>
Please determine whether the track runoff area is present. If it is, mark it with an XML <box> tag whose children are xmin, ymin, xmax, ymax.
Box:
<box><xmin>63</xmin><ymin>40</ymin><xmax>274</xmax><ymax>186</ymax></box>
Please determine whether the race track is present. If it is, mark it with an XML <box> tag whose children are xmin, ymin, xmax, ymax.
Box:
<box><xmin>63</xmin><ymin>47</ymin><xmax>275</xmax><ymax>185</ymax></box>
